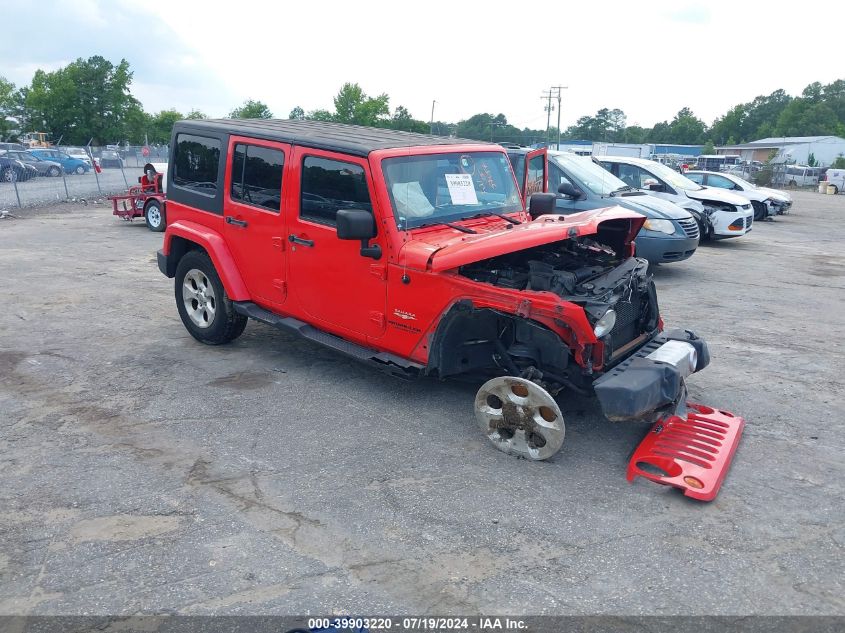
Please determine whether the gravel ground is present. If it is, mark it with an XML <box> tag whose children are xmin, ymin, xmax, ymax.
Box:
<box><xmin>0</xmin><ymin>191</ymin><xmax>842</xmax><ymax>617</ymax></box>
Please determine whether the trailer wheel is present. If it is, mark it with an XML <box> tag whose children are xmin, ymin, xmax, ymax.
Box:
<box><xmin>474</xmin><ymin>376</ymin><xmax>565</xmax><ymax>461</ymax></box>
<box><xmin>144</xmin><ymin>199</ymin><xmax>166</xmax><ymax>232</ymax></box>
<box><xmin>175</xmin><ymin>251</ymin><xmax>247</xmax><ymax>345</ymax></box>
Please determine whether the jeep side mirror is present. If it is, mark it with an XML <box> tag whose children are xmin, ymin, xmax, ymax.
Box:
<box><xmin>648</xmin><ymin>182</ymin><xmax>666</xmax><ymax>193</ymax></box>
<box><xmin>336</xmin><ymin>209</ymin><xmax>381</xmax><ymax>260</ymax></box>
<box><xmin>528</xmin><ymin>193</ymin><xmax>556</xmax><ymax>219</ymax></box>
<box><xmin>557</xmin><ymin>182</ymin><xmax>583</xmax><ymax>199</ymax></box>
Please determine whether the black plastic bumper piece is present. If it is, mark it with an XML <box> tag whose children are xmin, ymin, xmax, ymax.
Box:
<box><xmin>157</xmin><ymin>249</ymin><xmax>171</xmax><ymax>277</ymax></box>
<box><xmin>592</xmin><ymin>329</ymin><xmax>709</xmax><ymax>422</ymax></box>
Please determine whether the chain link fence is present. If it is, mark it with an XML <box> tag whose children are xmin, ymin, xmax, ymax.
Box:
<box><xmin>0</xmin><ymin>144</ymin><xmax>169</xmax><ymax>212</ymax></box>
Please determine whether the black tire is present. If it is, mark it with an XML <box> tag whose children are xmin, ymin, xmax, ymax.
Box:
<box><xmin>174</xmin><ymin>251</ymin><xmax>247</xmax><ymax>345</ymax></box>
<box><xmin>831</xmin><ymin>185</ymin><xmax>839</xmax><ymax>194</ymax></box>
<box><xmin>75</xmin><ymin>165</ymin><xmax>85</xmax><ymax>175</ymax></box>
<box><xmin>48</xmin><ymin>166</ymin><xmax>61</xmax><ymax>177</ymax></box>
<box><xmin>144</xmin><ymin>199</ymin><xmax>166</xmax><ymax>232</ymax></box>
<box><xmin>751</xmin><ymin>200</ymin><xmax>767</xmax><ymax>221</ymax></box>
<box><xmin>789</xmin><ymin>179</ymin><xmax>797</xmax><ymax>187</ymax></box>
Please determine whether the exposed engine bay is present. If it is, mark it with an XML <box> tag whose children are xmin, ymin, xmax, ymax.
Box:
<box><xmin>458</xmin><ymin>235</ymin><xmax>660</xmax><ymax>365</ymax></box>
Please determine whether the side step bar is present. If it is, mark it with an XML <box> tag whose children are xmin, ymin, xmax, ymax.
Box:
<box><xmin>233</xmin><ymin>301</ymin><xmax>422</xmax><ymax>378</ymax></box>
<box><xmin>627</xmin><ymin>402</ymin><xmax>745</xmax><ymax>501</ymax></box>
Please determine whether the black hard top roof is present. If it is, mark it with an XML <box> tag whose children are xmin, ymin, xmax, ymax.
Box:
<box><xmin>176</xmin><ymin>119</ymin><xmax>492</xmax><ymax>157</ymax></box>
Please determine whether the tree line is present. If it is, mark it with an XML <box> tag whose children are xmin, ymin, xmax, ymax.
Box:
<box><xmin>2</xmin><ymin>56</ymin><xmax>845</xmax><ymax>149</ymax></box>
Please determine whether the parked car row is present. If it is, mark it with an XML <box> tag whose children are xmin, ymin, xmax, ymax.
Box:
<box><xmin>508</xmin><ymin>148</ymin><xmax>793</xmax><ymax>266</ymax></box>
<box><xmin>0</xmin><ymin>147</ymin><xmax>92</xmax><ymax>181</ymax></box>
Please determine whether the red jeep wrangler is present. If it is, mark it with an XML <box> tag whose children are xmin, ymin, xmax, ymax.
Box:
<box><xmin>157</xmin><ymin>120</ymin><xmax>742</xmax><ymax>498</ymax></box>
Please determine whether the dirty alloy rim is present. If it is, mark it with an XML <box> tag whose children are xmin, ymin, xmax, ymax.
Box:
<box><xmin>2</xmin><ymin>168</ymin><xmax>17</xmax><ymax>182</ymax></box>
<box><xmin>182</xmin><ymin>269</ymin><xmax>217</xmax><ymax>329</ymax></box>
<box><xmin>474</xmin><ymin>376</ymin><xmax>565</xmax><ymax>460</ymax></box>
<box><xmin>147</xmin><ymin>204</ymin><xmax>162</xmax><ymax>228</ymax></box>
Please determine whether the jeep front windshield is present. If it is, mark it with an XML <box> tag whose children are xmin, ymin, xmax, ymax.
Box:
<box><xmin>382</xmin><ymin>152</ymin><xmax>522</xmax><ymax>228</ymax></box>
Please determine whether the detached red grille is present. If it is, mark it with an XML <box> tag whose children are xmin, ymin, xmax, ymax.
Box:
<box><xmin>627</xmin><ymin>403</ymin><xmax>745</xmax><ymax>501</ymax></box>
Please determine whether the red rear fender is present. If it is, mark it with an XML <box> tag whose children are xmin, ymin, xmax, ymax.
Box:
<box><xmin>163</xmin><ymin>221</ymin><xmax>249</xmax><ymax>300</ymax></box>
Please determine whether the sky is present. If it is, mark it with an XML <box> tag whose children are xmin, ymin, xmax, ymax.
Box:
<box><xmin>2</xmin><ymin>0</ymin><xmax>844</xmax><ymax>131</ymax></box>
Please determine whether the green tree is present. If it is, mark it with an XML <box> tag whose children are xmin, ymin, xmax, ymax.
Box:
<box><xmin>667</xmin><ymin>107</ymin><xmax>707</xmax><ymax>144</ymax></box>
<box><xmin>0</xmin><ymin>76</ymin><xmax>17</xmax><ymax>140</ymax></box>
<box><xmin>702</xmin><ymin>140</ymin><xmax>715</xmax><ymax>155</ymax></box>
<box><xmin>23</xmin><ymin>56</ymin><xmax>140</xmax><ymax>144</ymax></box>
<box><xmin>288</xmin><ymin>106</ymin><xmax>305</xmax><ymax>120</ymax></box>
<box><xmin>229</xmin><ymin>99</ymin><xmax>273</xmax><ymax>119</ymax></box>
<box><xmin>388</xmin><ymin>105</ymin><xmax>429</xmax><ymax>133</ymax></box>
<box><xmin>147</xmin><ymin>109</ymin><xmax>184</xmax><ymax>144</ymax></box>
<box><xmin>807</xmin><ymin>152</ymin><xmax>816</xmax><ymax>167</ymax></box>
<box><xmin>186</xmin><ymin>109</ymin><xmax>207</xmax><ymax>120</ymax></box>
<box><xmin>331</xmin><ymin>82</ymin><xmax>390</xmax><ymax>127</ymax></box>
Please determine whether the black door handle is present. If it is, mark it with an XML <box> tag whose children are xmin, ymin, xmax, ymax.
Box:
<box><xmin>225</xmin><ymin>216</ymin><xmax>248</xmax><ymax>228</ymax></box>
<box><xmin>288</xmin><ymin>235</ymin><xmax>314</xmax><ymax>247</ymax></box>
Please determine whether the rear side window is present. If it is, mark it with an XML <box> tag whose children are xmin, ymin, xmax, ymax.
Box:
<box><xmin>230</xmin><ymin>143</ymin><xmax>285</xmax><ymax>212</ymax></box>
<box><xmin>173</xmin><ymin>133</ymin><xmax>221</xmax><ymax>195</ymax></box>
<box><xmin>300</xmin><ymin>156</ymin><xmax>372</xmax><ymax>226</ymax></box>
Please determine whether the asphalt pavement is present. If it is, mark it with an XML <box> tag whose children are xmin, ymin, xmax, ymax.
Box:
<box><xmin>0</xmin><ymin>191</ymin><xmax>842</xmax><ymax>616</ymax></box>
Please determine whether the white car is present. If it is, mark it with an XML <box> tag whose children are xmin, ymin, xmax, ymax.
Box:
<box><xmin>685</xmin><ymin>171</ymin><xmax>792</xmax><ymax>220</ymax></box>
<box><xmin>823</xmin><ymin>168</ymin><xmax>845</xmax><ymax>194</ymax></box>
<box><xmin>596</xmin><ymin>156</ymin><xmax>754</xmax><ymax>240</ymax></box>
<box><xmin>64</xmin><ymin>147</ymin><xmax>93</xmax><ymax>168</ymax></box>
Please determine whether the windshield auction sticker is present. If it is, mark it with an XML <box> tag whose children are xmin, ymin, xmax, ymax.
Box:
<box><xmin>444</xmin><ymin>174</ymin><xmax>479</xmax><ymax>205</ymax></box>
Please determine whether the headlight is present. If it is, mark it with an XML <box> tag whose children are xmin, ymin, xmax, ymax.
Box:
<box><xmin>642</xmin><ymin>218</ymin><xmax>676</xmax><ymax>235</ymax></box>
<box><xmin>593</xmin><ymin>309</ymin><xmax>617</xmax><ymax>338</ymax></box>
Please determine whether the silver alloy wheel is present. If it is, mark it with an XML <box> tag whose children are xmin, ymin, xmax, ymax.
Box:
<box><xmin>182</xmin><ymin>269</ymin><xmax>217</xmax><ymax>329</ymax></box>
<box><xmin>75</xmin><ymin>165</ymin><xmax>85</xmax><ymax>174</ymax></box>
<box><xmin>474</xmin><ymin>376</ymin><xmax>565</xmax><ymax>460</ymax></box>
<box><xmin>2</xmin><ymin>168</ymin><xmax>16</xmax><ymax>182</ymax></box>
<box><xmin>146</xmin><ymin>203</ymin><xmax>162</xmax><ymax>228</ymax></box>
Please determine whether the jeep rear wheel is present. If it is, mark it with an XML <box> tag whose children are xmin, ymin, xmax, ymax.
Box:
<box><xmin>174</xmin><ymin>251</ymin><xmax>247</xmax><ymax>345</ymax></box>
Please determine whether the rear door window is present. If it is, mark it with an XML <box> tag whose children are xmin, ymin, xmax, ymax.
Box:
<box><xmin>230</xmin><ymin>143</ymin><xmax>285</xmax><ymax>212</ymax></box>
<box><xmin>300</xmin><ymin>156</ymin><xmax>372</xmax><ymax>227</ymax></box>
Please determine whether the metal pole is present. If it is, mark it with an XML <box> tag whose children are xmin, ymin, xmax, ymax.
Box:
<box><xmin>552</xmin><ymin>85</ymin><xmax>567</xmax><ymax>151</ymax></box>
<box><xmin>61</xmin><ymin>168</ymin><xmax>69</xmax><ymax>199</ymax></box>
<box><xmin>87</xmin><ymin>139</ymin><xmax>101</xmax><ymax>195</ymax></box>
<box><xmin>542</xmin><ymin>91</ymin><xmax>553</xmax><ymax>147</ymax></box>
<box><xmin>430</xmin><ymin>100</ymin><xmax>436</xmax><ymax>135</ymax></box>
<box><xmin>12</xmin><ymin>174</ymin><xmax>21</xmax><ymax>208</ymax></box>
<box><xmin>119</xmin><ymin>155</ymin><xmax>128</xmax><ymax>188</ymax></box>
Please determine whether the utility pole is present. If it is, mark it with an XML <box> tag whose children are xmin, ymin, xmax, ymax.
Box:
<box><xmin>551</xmin><ymin>85</ymin><xmax>568</xmax><ymax>150</ymax></box>
<box><xmin>430</xmin><ymin>100</ymin><xmax>436</xmax><ymax>135</ymax></box>
<box><xmin>541</xmin><ymin>91</ymin><xmax>554</xmax><ymax>147</ymax></box>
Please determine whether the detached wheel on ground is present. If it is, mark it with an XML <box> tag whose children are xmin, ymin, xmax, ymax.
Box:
<box><xmin>474</xmin><ymin>376</ymin><xmax>565</xmax><ymax>461</ymax></box>
<box><xmin>144</xmin><ymin>199</ymin><xmax>166</xmax><ymax>232</ymax></box>
<box><xmin>174</xmin><ymin>251</ymin><xmax>247</xmax><ymax>345</ymax></box>
<box><xmin>751</xmin><ymin>200</ymin><xmax>767</xmax><ymax>221</ymax></box>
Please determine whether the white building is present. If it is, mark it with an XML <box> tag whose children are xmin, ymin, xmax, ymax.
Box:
<box><xmin>716</xmin><ymin>136</ymin><xmax>845</xmax><ymax>166</ymax></box>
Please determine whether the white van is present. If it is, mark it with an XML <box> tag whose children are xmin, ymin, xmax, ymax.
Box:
<box><xmin>823</xmin><ymin>168</ymin><xmax>845</xmax><ymax>193</ymax></box>
<box><xmin>775</xmin><ymin>165</ymin><xmax>820</xmax><ymax>187</ymax></box>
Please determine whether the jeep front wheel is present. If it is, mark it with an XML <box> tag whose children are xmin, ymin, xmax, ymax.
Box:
<box><xmin>174</xmin><ymin>251</ymin><xmax>247</xmax><ymax>345</ymax></box>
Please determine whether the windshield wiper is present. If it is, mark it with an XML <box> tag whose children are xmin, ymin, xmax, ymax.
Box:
<box><xmin>610</xmin><ymin>185</ymin><xmax>634</xmax><ymax>195</ymax></box>
<box><xmin>418</xmin><ymin>220</ymin><xmax>478</xmax><ymax>234</ymax></box>
<box><xmin>472</xmin><ymin>211</ymin><xmax>521</xmax><ymax>225</ymax></box>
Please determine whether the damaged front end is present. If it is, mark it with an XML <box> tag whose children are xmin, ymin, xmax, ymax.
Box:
<box><xmin>440</xmin><ymin>212</ymin><xmax>742</xmax><ymax>498</ymax></box>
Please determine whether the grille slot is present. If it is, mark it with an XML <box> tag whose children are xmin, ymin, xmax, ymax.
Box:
<box><xmin>677</xmin><ymin>217</ymin><xmax>700</xmax><ymax>239</ymax></box>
